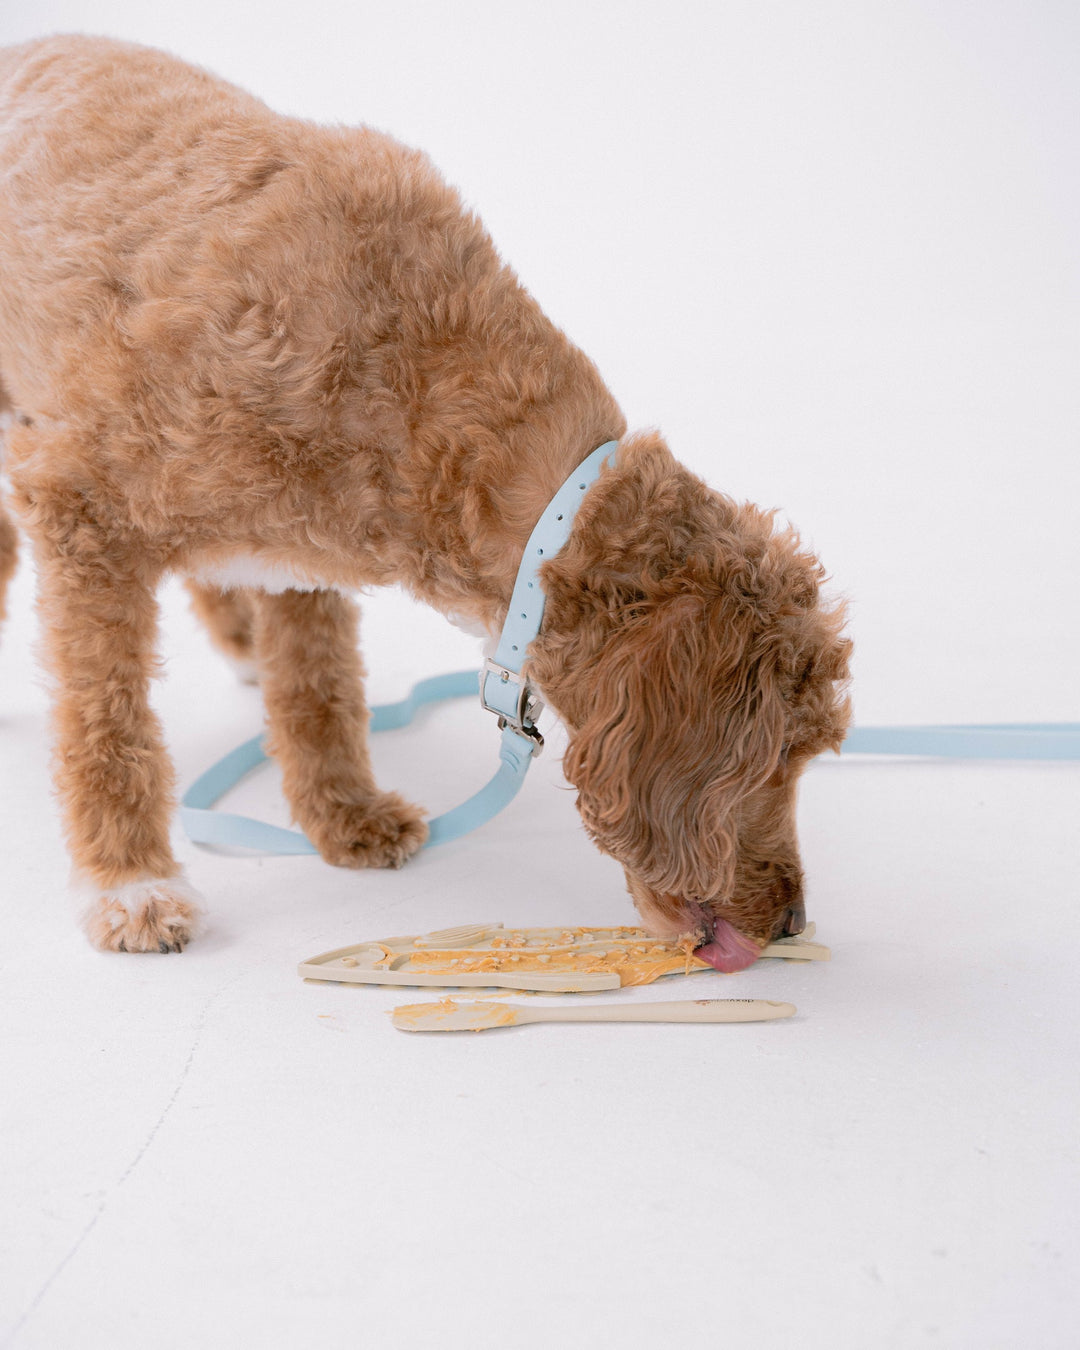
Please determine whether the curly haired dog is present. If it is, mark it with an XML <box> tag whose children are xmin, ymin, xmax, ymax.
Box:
<box><xmin>0</xmin><ymin>35</ymin><xmax>851</xmax><ymax>964</ymax></box>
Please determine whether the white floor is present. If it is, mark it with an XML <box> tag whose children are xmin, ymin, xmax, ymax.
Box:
<box><xmin>3</xmin><ymin>2</ymin><xmax>1079</xmax><ymax>1345</ymax></box>
<box><xmin>1</xmin><ymin>561</ymin><xmax>1077</xmax><ymax>1350</ymax></box>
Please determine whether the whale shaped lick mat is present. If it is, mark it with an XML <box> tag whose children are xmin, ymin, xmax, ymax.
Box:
<box><xmin>298</xmin><ymin>922</ymin><xmax>829</xmax><ymax>993</ymax></box>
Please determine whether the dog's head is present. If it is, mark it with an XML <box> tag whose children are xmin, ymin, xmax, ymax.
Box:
<box><xmin>530</xmin><ymin>434</ymin><xmax>851</xmax><ymax>969</ymax></box>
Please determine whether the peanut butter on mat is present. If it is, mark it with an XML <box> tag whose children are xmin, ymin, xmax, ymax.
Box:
<box><xmin>405</xmin><ymin>926</ymin><xmax>709</xmax><ymax>987</ymax></box>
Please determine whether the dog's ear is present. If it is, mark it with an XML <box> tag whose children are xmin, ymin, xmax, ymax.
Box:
<box><xmin>773</xmin><ymin>578</ymin><xmax>853</xmax><ymax>758</ymax></box>
<box><xmin>560</xmin><ymin>593</ymin><xmax>787</xmax><ymax>899</ymax></box>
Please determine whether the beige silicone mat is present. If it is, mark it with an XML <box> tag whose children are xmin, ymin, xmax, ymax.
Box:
<box><xmin>298</xmin><ymin>921</ymin><xmax>828</xmax><ymax>993</ymax></box>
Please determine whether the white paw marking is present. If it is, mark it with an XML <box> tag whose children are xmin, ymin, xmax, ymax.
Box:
<box><xmin>73</xmin><ymin>872</ymin><xmax>207</xmax><ymax>932</ymax></box>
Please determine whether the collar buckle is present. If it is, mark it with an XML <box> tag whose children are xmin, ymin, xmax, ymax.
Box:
<box><xmin>479</xmin><ymin>658</ymin><xmax>545</xmax><ymax>754</ymax></box>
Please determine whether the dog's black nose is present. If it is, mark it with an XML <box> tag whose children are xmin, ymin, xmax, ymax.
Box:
<box><xmin>782</xmin><ymin>900</ymin><xmax>806</xmax><ymax>936</ymax></box>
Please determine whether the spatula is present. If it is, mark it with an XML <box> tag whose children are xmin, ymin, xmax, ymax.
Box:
<box><xmin>391</xmin><ymin>997</ymin><xmax>797</xmax><ymax>1032</ymax></box>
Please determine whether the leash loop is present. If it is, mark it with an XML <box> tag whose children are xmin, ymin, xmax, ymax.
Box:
<box><xmin>179</xmin><ymin>670</ymin><xmax>534</xmax><ymax>853</ymax></box>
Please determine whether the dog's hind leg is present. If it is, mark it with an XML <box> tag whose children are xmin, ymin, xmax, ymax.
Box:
<box><xmin>253</xmin><ymin>588</ymin><xmax>429</xmax><ymax>868</ymax></box>
<box><xmin>185</xmin><ymin>580</ymin><xmax>258</xmax><ymax>683</ymax></box>
<box><xmin>33</xmin><ymin>533</ymin><xmax>204</xmax><ymax>951</ymax></box>
<box><xmin>0</xmin><ymin>497</ymin><xmax>16</xmax><ymax>634</ymax></box>
<box><xmin>0</xmin><ymin>379</ymin><xmax>18</xmax><ymax>635</ymax></box>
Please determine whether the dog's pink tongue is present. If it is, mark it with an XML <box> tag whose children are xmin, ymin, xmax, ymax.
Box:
<box><xmin>695</xmin><ymin>919</ymin><xmax>761</xmax><ymax>973</ymax></box>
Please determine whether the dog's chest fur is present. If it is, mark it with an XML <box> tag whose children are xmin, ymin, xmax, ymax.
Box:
<box><xmin>190</xmin><ymin>554</ymin><xmax>329</xmax><ymax>595</ymax></box>
<box><xmin>188</xmin><ymin>551</ymin><xmax>496</xmax><ymax>647</ymax></box>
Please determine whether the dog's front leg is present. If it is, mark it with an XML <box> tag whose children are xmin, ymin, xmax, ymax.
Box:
<box><xmin>253</xmin><ymin>589</ymin><xmax>428</xmax><ymax>867</ymax></box>
<box><xmin>35</xmin><ymin>547</ymin><xmax>204</xmax><ymax>951</ymax></box>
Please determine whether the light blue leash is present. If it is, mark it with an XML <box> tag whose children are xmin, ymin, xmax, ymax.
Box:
<box><xmin>842</xmin><ymin>723</ymin><xmax>1080</xmax><ymax>760</ymax></box>
<box><xmin>179</xmin><ymin>669</ymin><xmax>535</xmax><ymax>853</ymax></box>
<box><xmin>180</xmin><ymin>435</ymin><xmax>1079</xmax><ymax>853</ymax></box>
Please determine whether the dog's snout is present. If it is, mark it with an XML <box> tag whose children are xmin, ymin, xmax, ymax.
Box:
<box><xmin>781</xmin><ymin>898</ymin><xmax>806</xmax><ymax>937</ymax></box>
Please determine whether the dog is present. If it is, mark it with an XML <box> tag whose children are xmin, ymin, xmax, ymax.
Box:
<box><xmin>0</xmin><ymin>35</ymin><xmax>851</xmax><ymax>964</ymax></box>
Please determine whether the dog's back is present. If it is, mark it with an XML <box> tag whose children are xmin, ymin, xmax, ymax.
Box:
<box><xmin>0</xmin><ymin>35</ymin><xmax>332</xmax><ymax>420</ymax></box>
<box><xmin>0</xmin><ymin>34</ymin><xmax>619</xmax><ymax>638</ymax></box>
<box><xmin>0</xmin><ymin>35</ymin><xmax>616</xmax><ymax>593</ymax></box>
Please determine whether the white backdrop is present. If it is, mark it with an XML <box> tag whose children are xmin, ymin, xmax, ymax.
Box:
<box><xmin>2</xmin><ymin>6</ymin><xmax>1078</xmax><ymax>1349</ymax></box>
<box><xmin>3</xmin><ymin>0</ymin><xmax>1076</xmax><ymax>724</ymax></box>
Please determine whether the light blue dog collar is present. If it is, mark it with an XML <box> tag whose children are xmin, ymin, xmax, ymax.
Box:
<box><xmin>180</xmin><ymin>441</ymin><xmax>620</xmax><ymax>853</ymax></box>
<box><xmin>478</xmin><ymin>438</ymin><xmax>620</xmax><ymax>746</ymax></box>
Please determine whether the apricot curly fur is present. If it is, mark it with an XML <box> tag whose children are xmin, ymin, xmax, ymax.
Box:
<box><xmin>0</xmin><ymin>35</ymin><xmax>850</xmax><ymax>952</ymax></box>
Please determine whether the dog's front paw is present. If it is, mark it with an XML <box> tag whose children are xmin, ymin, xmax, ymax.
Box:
<box><xmin>309</xmin><ymin>792</ymin><xmax>428</xmax><ymax>869</ymax></box>
<box><xmin>78</xmin><ymin>875</ymin><xmax>206</xmax><ymax>953</ymax></box>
